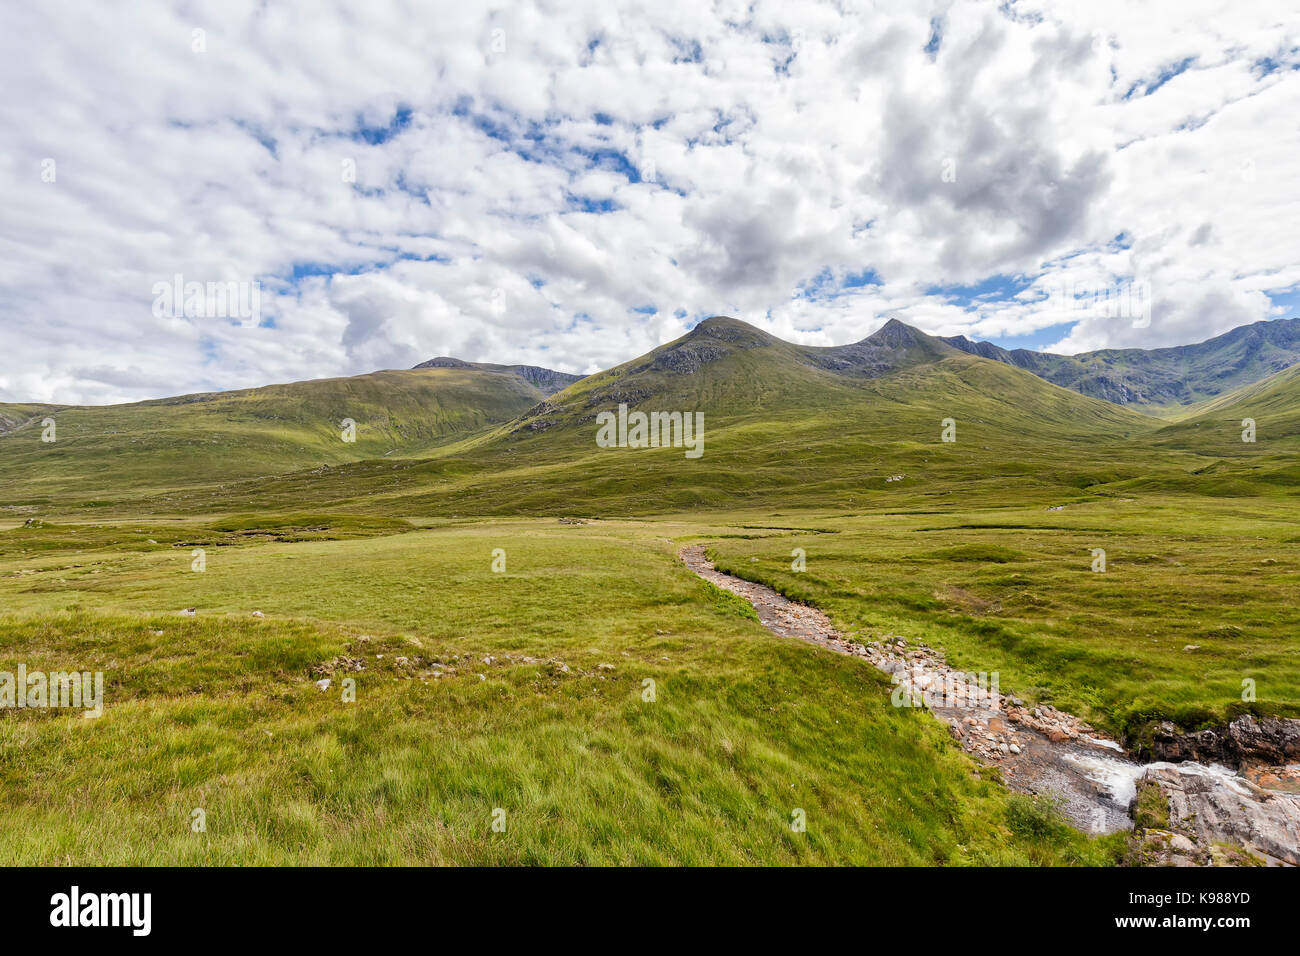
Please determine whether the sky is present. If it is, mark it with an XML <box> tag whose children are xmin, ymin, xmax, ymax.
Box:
<box><xmin>2</xmin><ymin>0</ymin><xmax>1299</xmax><ymax>404</ymax></box>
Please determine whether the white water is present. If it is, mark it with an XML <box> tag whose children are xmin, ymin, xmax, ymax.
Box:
<box><xmin>1063</xmin><ymin>750</ymin><xmax>1247</xmax><ymax>806</ymax></box>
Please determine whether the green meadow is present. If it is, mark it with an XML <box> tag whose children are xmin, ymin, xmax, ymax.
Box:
<box><xmin>3</xmin><ymin>317</ymin><xmax>1298</xmax><ymax>865</ymax></box>
<box><xmin>0</xmin><ymin>516</ymin><xmax>1119</xmax><ymax>865</ymax></box>
<box><xmin>704</xmin><ymin>498</ymin><xmax>1300</xmax><ymax>741</ymax></box>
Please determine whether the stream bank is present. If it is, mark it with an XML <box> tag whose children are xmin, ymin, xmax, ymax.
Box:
<box><xmin>681</xmin><ymin>544</ymin><xmax>1300</xmax><ymax>866</ymax></box>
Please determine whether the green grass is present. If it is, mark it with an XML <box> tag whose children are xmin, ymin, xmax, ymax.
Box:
<box><xmin>1131</xmin><ymin>779</ymin><xmax>1170</xmax><ymax>831</ymax></box>
<box><xmin>702</xmin><ymin>499</ymin><xmax>1300</xmax><ymax>741</ymax></box>
<box><xmin>0</xmin><ymin>366</ymin><xmax>550</xmax><ymax>502</ymax></box>
<box><xmin>0</xmin><ymin>518</ymin><xmax>1118</xmax><ymax>865</ymax></box>
<box><xmin>3</xmin><ymin>317</ymin><xmax>1297</xmax><ymax>865</ymax></box>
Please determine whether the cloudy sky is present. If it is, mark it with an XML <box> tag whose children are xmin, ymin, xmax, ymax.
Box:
<box><xmin>3</xmin><ymin>0</ymin><xmax>1298</xmax><ymax>404</ymax></box>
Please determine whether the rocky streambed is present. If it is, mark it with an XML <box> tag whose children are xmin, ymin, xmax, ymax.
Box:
<box><xmin>681</xmin><ymin>544</ymin><xmax>1300</xmax><ymax>866</ymax></box>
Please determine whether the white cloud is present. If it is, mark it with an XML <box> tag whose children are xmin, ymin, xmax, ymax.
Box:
<box><xmin>2</xmin><ymin>0</ymin><xmax>1298</xmax><ymax>401</ymax></box>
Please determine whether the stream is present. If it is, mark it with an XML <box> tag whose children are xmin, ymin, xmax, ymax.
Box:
<box><xmin>681</xmin><ymin>544</ymin><xmax>1300</xmax><ymax>864</ymax></box>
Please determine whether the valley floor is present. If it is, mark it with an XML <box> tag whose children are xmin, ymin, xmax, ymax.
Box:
<box><xmin>0</xmin><ymin>495</ymin><xmax>1295</xmax><ymax>865</ymax></box>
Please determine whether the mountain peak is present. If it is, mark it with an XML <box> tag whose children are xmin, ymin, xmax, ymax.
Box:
<box><xmin>694</xmin><ymin>315</ymin><xmax>750</xmax><ymax>329</ymax></box>
<box><xmin>688</xmin><ymin>315</ymin><xmax>769</xmax><ymax>336</ymax></box>
<box><xmin>861</xmin><ymin>318</ymin><xmax>934</xmax><ymax>349</ymax></box>
<box><xmin>679</xmin><ymin>315</ymin><xmax>777</xmax><ymax>349</ymax></box>
<box><xmin>413</xmin><ymin>356</ymin><xmax>475</xmax><ymax>370</ymax></box>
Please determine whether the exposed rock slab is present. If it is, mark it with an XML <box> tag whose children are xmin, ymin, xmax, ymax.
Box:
<box><xmin>1140</xmin><ymin>764</ymin><xmax>1300</xmax><ymax>866</ymax></box>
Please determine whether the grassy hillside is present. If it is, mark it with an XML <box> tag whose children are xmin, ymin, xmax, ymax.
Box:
<box><xmin>0</xmin><ymin>366</ymin><xmax>555</xmax><ymax>505</ymax></box>
<box><xmin>132</xmin><ymin>317</ymin><xmax>1168</xmax><ymax>521</ymax></box>
<box><xmin>0</xmin><ymin>403</ymin><xmax>56</xmax><ymax>435</ymax></box>
<box><xmin>1164</xmin><ymin>363</ymin><xmax>1300</xmax><ymax>438</ymax></box>
<box><xmin>412</xmin><ymin>356</ymin><xmax>582</xmax><ymax>395</ymax></box>
<box><xmin>1069</xmin><ymin>364</ymin><xmax>1300</xmax><ymax>499</ymax></box>
<box><xmin>7</xmin><ymin>318</ymin><xmax>1299</xmax><ymax>522</ymax></box>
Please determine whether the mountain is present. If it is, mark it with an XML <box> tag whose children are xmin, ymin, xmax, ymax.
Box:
<box><xmin>0</xmin><ymin>365</ymin><xmax>558</xmax><ymax>500</ymax></box>
<box><xmin>941</xmin><ymin>318</ymin><xmax>1300</xmax><ymax>410</ymax></box>
<box><xmin>17</xmin><ymin>315</ymin><xmax>1300</xmax><ymax>519</ymax></box>
<box><xmin>412</xmin><ymin>357</ymin><xmax>582</xmax><ymax>395</ymax></box>
<box><xmin>1177</xmin><ymin>361</ymin><xmax>1300</xmax><ymax>427</ymax></box>
<box><xmin>511</xmin><ymin>315</ymin><xmax>968</xmax><ymax>435</ymax></box>
<box><xmin>511</xmin><ymin>316</ymin><xmax>1149</xmax><ymax>436</ymax></box>
<box><xmin>1062</xmin><ymin>362</ymin><xmax>1300</xmax><ymax>499</ymax></box>
<box><xmin>255</xmin><ymin>315</ymin><xmax>1160</xmax><ymax>517</ymax></box>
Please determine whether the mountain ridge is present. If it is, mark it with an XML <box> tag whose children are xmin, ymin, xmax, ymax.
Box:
<box><xmin>0</xmin><ymin>365</ymin><xmax>558</xmax><ymax>497</ymax></box>
<box><xmin>941</xmin><ymin>317</ymin><xmax>1300</xmax><ymax>409</ymax></box>
<box><xmin>412</xmin><ymin>357</ymin><xmax>581</xmax><ymax>396</ymax></box>
<box><xmin>8</xmin><ymin>315</ymin><xmax>1297</xmax><ymax>413</ymax></box>
<box><xmin>6</xmin><ymin>314</ymin><xmax>1300</xmax><ymax>513</ymax></box>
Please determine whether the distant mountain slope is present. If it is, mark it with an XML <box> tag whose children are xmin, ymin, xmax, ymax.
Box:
<box><xmin>1158</xmin><ymin>362</ymin><xmax>1300</xmax><ymax>447</ymax></box>
<box><xmin>1080</xmin><ymin>362</ymin><xmax>1300</xmax><ymax>499</ymax></box>
<box><xmin>0</xmin><ymin>403</ymin><xmax>55</xmax><ymax>436</ymax></box>
<box><xmin>0</xmin><ymin>365</ymin><xmax>552</xmax><ymax>499</ymax></box>
<box><xmin>941</xmin><ymin>318</ymin><xmax>1300</xmax><ymax>410</ymax></box>
<box><xmin>512</xmin><ymin>316</ymin><xmax>1149</xmax><ymax>437</ymax></box>
<box><xmin>25</xmin><ymin>315</ymin><xmax>1300</xmax><ymax>519</ymax></box>
<box><xmin>302</xmin><ymin>315</ymin><xmax>1160</xmax><ymax>516</ymax></box>
<box><xmin>412</xmin><ymin>357</ymin><xmax>582</xmax><ymax>395</ymax></box>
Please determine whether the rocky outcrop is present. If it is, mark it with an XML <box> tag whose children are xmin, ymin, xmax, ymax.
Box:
<box><xmin>1139</xmin><ymin>716</ymin><xmax>1300</xmax><ymax>768</ymax></box>
<box><xmin>646</xmin><ymin>343</ymin><xmax>729</xmax><ymax>374</ymax></box>
<box><xmin>1135</xmin><ymin>765</ymin><xmax>1300</xmax><ymax>866</ymax></box>
<box><xmin>411</xmin><ymin>358</ymin><xmax>582</xmax><ymax>396</ymax></box>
